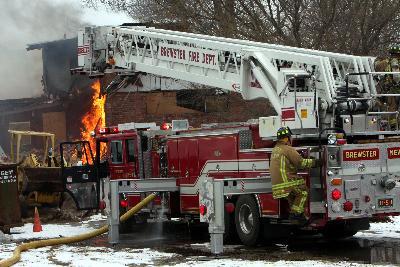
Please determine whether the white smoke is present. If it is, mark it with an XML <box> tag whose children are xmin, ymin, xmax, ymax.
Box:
<box><xmin>0</xmin><ymin>0</ymin><xmax>84</xmax><ymax>100</ymax></box>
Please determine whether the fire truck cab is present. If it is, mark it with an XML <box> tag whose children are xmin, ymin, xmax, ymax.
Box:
<box><xmin>95</xmin><ymin>123</ymin><xmax>163</xmax><ymax>220</ymax></box>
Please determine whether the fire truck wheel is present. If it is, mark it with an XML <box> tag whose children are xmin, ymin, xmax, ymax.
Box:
<box><xmin>235</xmin><ymin>195</ymin><xmax>261</xmax><ymax>246</ymax></box>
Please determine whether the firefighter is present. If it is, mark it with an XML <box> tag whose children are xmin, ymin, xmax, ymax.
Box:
<box><xmin>375</xmin><ymin>45</ymin><xmax>400</xmax><ymax>126</ymax></box>
<box><xmin>270</xmin><ymin>126</ymin><xmax>317</xmax><ymax>220</ymax></box>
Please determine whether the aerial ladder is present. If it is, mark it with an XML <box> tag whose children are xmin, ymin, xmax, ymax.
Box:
<box><xmin>76</xmin><ymin>25</ymin><xmax>399</xmax><ymax>137</ymax></box>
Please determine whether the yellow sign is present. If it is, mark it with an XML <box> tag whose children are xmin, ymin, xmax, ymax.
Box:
<box><xmin>301</xmin><ymin>109</ymin><xmax>308</xmax><ymax>119</ymax></box>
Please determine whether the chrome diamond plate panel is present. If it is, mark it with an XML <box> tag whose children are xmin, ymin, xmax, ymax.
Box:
<box><xmin>325</xmin><ymin>142</ymin><xmax>400</xmax><ymax>220</ymax></box>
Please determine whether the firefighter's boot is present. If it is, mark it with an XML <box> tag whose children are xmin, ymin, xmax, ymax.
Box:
<box><xmin>288</xmin><ymin>213</ymin><xmax>308</xmax><ymax>225</ymax></box>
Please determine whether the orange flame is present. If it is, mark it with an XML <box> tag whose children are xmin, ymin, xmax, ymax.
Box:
<box><xmin>81</xmin><ymin>79</ymin><xmax>106</xmax><ymax>157</ymax></box>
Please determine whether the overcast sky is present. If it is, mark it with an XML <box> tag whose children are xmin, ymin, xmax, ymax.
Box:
<box><xmin>61</xmin><ymin>0</ymin><xmax>133</xmax><ymax>26</ymax></box>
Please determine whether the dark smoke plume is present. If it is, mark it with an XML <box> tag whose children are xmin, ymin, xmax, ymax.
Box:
<box><xmin>0</xmin><ymin>0</ymin><xmax>83</xmax><ymax>100</ymax></box>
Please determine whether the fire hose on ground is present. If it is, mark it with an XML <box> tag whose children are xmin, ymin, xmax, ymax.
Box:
<box><xmin>0</xmin><ymin>193</ymin><xmax>157</xmax><ymax>267</ymax></box>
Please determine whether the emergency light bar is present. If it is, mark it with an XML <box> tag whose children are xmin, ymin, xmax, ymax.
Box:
<box><xmin>118</xmin><ymin>122</ymin><xmax>159</xmax><ymax>131</ymax></box>
<box><xmin>172</xmin><ymin>120</ymin><xmax>189</xmax><ymax>131</ymax></box>
<box><xmin>98</xmin><ymin>126</ymin><xmax>118</xmax><ymax>134</ymax></box>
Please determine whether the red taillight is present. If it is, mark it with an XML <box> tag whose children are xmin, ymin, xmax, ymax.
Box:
<box><xmin>99</xmin><ymin>200</ymin><xmax>106</xmax><ymax>210</ymax></box>
<box><xmin>365</xmin><ymin>196</ymin><xmax>371</xmax><ymax>203</ymax></box>
<box><xmin>337</xmin><ymin>139</ymin><xmax>347</xmax><ymax>145</ymax></box>
<box><xmin>199</xmin><ymin>204</ymin><xmax>207</xmax><ymax>216</ymax></box>
<box><xmin>110</xmin><ymin>126</ymin><xmax>119</xmax><ymax>133</ymax></box>
<box><xmin>343</xmin><ymin>201</ymin><xmax>353</xmax><ymax>211</ymax></box>
<box><xmin>331</xmin><ymin>189</ymin><xmax>342</xmax><ymax>200</ymax></box>
<box><xmin>98</xmin><ymin>127</ymin><xmax>110</xmax><ymax>134</ymax></box>
<box><xmin>161</xmin><ymin>122</ymin><xmax>170</xmax><ymax>130</ymax></box>
<box><xmin>225</xmin><ymin>203</ymin><xmax>235</xmax><ymax>214</ymax></box>
<box><xmin>120</xmin><ymin>200</ymin><xmax>128</xmax><ymax>208</ymax></box>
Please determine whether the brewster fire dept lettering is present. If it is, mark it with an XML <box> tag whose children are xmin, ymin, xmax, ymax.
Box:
<box><xmin>158</xmin><ymin>43</ymin><xmax>219</xmax><ymax>70</ymax></box>
<box><xmin>343</xmin><ymin>148</ymin><xmax>379</xmax><ymax>161</ymax></box>
<box><xmin>388</xmin><ymin>147</ymin><xmax>400</xmax><ymax>159</ymax></box>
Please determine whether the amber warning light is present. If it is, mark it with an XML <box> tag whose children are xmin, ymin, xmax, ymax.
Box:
<box><xmin>330</xmin><ymin>178</ymin><xmax>342</xmax><ymax>186</ymax></box>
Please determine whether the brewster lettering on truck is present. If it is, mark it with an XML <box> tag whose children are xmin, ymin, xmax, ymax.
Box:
<box><xmin>342</xmin><ymin>148</ymin><xmax>379</xmax><ymax>161</ymax></box>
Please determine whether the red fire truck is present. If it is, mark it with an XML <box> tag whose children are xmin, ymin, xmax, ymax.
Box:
<box><xmin>64</xmin><ymin>119</ymin><xmax>391</xmax><ymax>248</ymax></box>
<box><xmin>67</xmin><ymin>25</ymin><xmax>400</xmax><ymax>254</ymax></box>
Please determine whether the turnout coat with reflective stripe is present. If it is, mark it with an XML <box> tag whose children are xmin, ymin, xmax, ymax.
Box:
<box><xmin>270</xmin><ymin>141</ymin><xmax>314</xmax><ymax>198</ymax></box>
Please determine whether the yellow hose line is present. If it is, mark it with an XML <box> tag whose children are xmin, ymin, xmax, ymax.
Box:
<box><xmin>0</xmin><ymin>193</ymin><xmax>157</xmax><ymax>267</ymax></box>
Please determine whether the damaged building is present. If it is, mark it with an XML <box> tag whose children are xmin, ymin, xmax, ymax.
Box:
<box><xmin>103</xmin><ymin>75</ymin><xmax>271</xmax><ymax>128</ymax></box>
<box><xmin>0</xmin><ymin>37</ymin><xmax>92</xmax><ymax>154</ymax></box>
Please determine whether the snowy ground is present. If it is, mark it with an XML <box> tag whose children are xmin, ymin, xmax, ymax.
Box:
<box><xmin>1</xmin><ymin>214</ymin><xmax>400</xmax><ymax>266</ymax></box>
<box><xmin>355</xmin><ymin>216</ymin><xmax>400</xmax><ymax>239</ymax></box>
<box><xmin>0</xmin><ymin>244</ymin><xmax>176</xmax><ymax>267</ymax></box>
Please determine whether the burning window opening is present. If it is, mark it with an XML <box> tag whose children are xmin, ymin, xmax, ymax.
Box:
<box><xmin>80</xmin><ymin>79</ymin><xmax>107</xmax><ymax>160</ymax></box>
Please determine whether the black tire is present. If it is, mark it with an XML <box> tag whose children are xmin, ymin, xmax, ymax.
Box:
<box><xmin>235</xmin><ymin>195</ymin><xmax>261</xmax><ymax>246</ymax></box>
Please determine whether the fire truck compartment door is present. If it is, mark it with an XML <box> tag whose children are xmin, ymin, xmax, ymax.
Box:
<box><xmin>386</xmin><ymin>144</ymin><xmax>400</xmax><ymax>173</ymax></box>
<box><xmin>344</xmin><ymin>179</ymin><xmax>361</xmax><ymax>199</ymax></box>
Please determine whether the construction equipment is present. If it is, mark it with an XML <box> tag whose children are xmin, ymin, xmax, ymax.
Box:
<box><xmin>73</xmin><ymin>25</ymin><xmax>400</xmax><ymax>254</ymax></box>
<box><xmin>8</xmin><ymin>130</ymin><xmax>104</xmax><ymax>213</ymax></box>
<box><xmin>9</xmin><ymin>130</ymin><xmax>62</xmax><ymax>208</ymax></box>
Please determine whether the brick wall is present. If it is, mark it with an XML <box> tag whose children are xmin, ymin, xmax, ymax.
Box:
<box><xmin>105</xmin><ymin>91</ymin><xmax>273</xmax><ymax>127</ymax></box>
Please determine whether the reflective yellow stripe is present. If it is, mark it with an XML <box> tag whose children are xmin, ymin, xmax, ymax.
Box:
<box><xmin>290</xmin><ymin>190</ymin><xmax>308</xmax><ymax>213</ymax></box>
<box><xmin>272</xmin><ymin>189</ymin><xmax>289</xmax><ymax>199</ymax></box>
<box><xmin>272</xmin><ymin>179</ymin><xmax>305</xmax><ymax>199</ymax></box>
<box><xmin>301</xmin><ymin>158</ymin><xmax>313</xmax><ymax>168</ymax></box>
<box><xmin>272</xmin><ymin>179</ymin><xmax>305</xmax><ymax>190</ymax></box>
<box><xmin>280</xmin><ymin>156</ymin><xmax>288</xmax><ymax>183</ymax></box>
<box><xmin>291</xmin><ymin>205</ymin><xmax>302</xmax><ymax>213</ymax></box>
<box><xmin>283</xmin><ymin>156</ymin><xmax>288</xmax><ymax>182</ymax></box>
<box><xmin>280</xmin><ymin>156</ymin><xmax>285</xmax><ymax>182</ymax></box>
<box><xmin>298</xmin><ymin>191</ymin><xmax>308</xmax><ymax>210</ymax></box>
